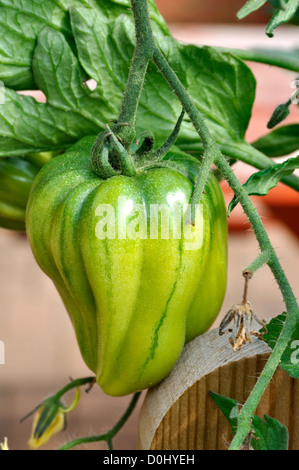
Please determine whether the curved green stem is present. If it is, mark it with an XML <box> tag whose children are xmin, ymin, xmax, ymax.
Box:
<box><xmin>58</xmin><ymin>392</ymin><xmax>141</xmax><ymax>450</ymax></box>
<box><xmin>140</xmin><ymin>159</ymin><xmax>192</xmax><ymax>181</ymax></box>
<box><xmin>115</xmin><ymin>0</ymin><xmax>154</xmax><ymax>147</ymax></box>
<box><xmin>243</xmin><ymin>250</ymin><xmax>271</xmax><ymax>277</ymax></box>
<box><xmin>213</xmin><ymin>154</ymin><xmax>299</xmax><ymax>449</ymax></box>
<box><xmin>153</xmin><ymin>109</ymin><xmax>185</xmax><ymax>161</ymax></box>
<box><xmin>91</xmin><ymin>131</ymin><xmax>119</xmax><ymax>179</ymax></box>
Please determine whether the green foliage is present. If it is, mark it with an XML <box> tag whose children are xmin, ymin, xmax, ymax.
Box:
<box><xmin>228</xmin><ymin>155</ymin><xmax>299</xmax><ymax>213</ymax></box>
<box><xmin>262</xmin><ymin>313</ymin><xmax>299</xmax><ymax>378</ymax></box>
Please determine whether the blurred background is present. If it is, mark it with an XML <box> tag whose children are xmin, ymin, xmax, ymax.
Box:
<box><xmin>0</xmin><ymin>0</ymin><xmax>299</xmax><ymax>450</ymax></box>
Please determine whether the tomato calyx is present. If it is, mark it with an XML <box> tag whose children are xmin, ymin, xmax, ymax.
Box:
<box><xmin>91</xmin><ymin>109</ymin><xmax>185</xmax><ymax>180</ymax></box>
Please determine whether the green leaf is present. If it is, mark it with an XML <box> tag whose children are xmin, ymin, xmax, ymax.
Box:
<box><xmin>69</xmin><ymin>8</ymin><xmax>133</xmax><ymax>109</ymax></box>
<box><xmin>209</xmin><ymin>392</ymin><xmax>239</xmax><ymax>435</ymax></box>
<box><xmin>253</xmin><ymin>124</ymin><xmax>299</xmax><ymax>157</ymax></box>
<box><xmin>0</xmin><ymin>89</ymin><xmax>96</xmax><ymax>156</ymax></box>
<box><xmin>0</xmin><ymin>27</ymin><xmax>105</xmax><ymax>156</ymax></box>
<box><xmin>262</xmin><ymin>313</ymin><xmax>299</xmax><ymax>378</ymax></box>
<box><xmin>0</xmin><ymin>9</ymin><xmax>170</xmax><ymax>156</ymax></box>
<box><xmin>0</xmin><ymin>0</ymin><xmax>297</xmax><ymax>180</ymax></box>
<box><xmin>228</xmin><ymin>155</ymin><xmax>299</xmax><ymax>213</ymax></box>
<box><xmin>242</xmin><ymin>155</ymin><xmax>299</xmax><ymax>195</ymax></box>
<box><xmin>237</xmin><ymin>0</ymin><xmax>268</xmax><ymax>20</ymax></box>
<box><xmin>237</xmin><ymin>0</ymin><xmax>299</xmax><ymax>36</ymax></box>
<box><xmin>0</xmin><ymin>0</ymin><xmax>74</xmax><ymax>89</ymax></box>
<box><xmin>33</xmin><ymin>26</ymin><xmax>110</xmax><ymax>124</ymax></box>
<box><xmin>0</xmin><ymin>1</ymin><xmax>261</xmax><ymax>162</ymax></box>
<box><xmin>262</xmin><ymin>313</ymin><xmax>287</xmax><ymax>349</ymax></box>
<box><xmin>176</xmin><ymin>45</ymin><xmax>256</xmax><ymax>147</ymax></box>
<box><xmin>210</xmin><ymin>391</ymin><xmax>289</xmax><ymax>450</ymax></box>
<box><xmin>266</xmin><ymin>0</ymin><xmax>299</xmax><ymax>37</ymax></box>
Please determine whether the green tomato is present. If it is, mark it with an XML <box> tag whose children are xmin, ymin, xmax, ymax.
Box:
<box><xmin>26</xmin><ymin>136</ymin><xmax>227</xmax><ymax>396</ymax></box>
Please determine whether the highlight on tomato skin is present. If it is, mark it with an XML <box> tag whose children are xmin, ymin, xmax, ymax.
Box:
<box><xmin>26</xmin><ymin>136</ymin><xmax>228</xmax><ymax>397</ymax></box>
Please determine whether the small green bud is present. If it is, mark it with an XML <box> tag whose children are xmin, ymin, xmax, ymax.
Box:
<box><xmin>267</xmin><ymin>103</ymin><xmax>290</xmax><ymax>129</ymax></box>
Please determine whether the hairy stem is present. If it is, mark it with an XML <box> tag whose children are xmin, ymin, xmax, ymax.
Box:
<box><xmin>243</xmin><ymin>250</ymin><xmax>271</xmax><ymax>278</ymax></box>
<box><xmin>59</xmin><ymin>392</ymin><xmax>141</xmax><ymax>450</ymax></box>
<box><xmin>55</xmin><ymin>377</ymin><xmax>95</xmax><ymax>399</ymax></box>
<box><xmin>115</xmin><ymin>0</ymin><xmax>154</xmax><ymax>146</ymax></box>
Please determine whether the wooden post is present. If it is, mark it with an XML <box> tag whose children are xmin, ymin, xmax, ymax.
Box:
<box><xmin>138</xmin><ymin>328</ymin><xmax>299</xmax><ymax>450</ymax></box>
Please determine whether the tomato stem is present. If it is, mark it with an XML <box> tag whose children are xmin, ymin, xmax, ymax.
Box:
<box><xmin>114</xmin><ymin>0</ymin><xmax>155</xmax><ymax>148</ymax></box>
